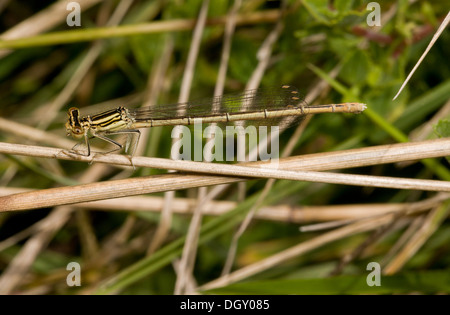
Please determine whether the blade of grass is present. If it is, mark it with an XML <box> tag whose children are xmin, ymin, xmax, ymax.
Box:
<box><xmin>0</xmin><ymin>10</ymin><xmax>280</xmax><ymax>49</ymax></box>
<box><xmin>394</xmin><ymin>80</ymin><xmax>450</xmax><ymax>131</ymax></box>
<box><xmin>393</xmin><ymin>11</ymin><xmax>450</xmax><ymax>100</ymax></box>
<box><xmin>202</xmin><ymin>269</ymin><xmax>450</xmax><ymax>294</ymax></box>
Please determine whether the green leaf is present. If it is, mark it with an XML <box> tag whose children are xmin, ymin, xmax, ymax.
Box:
<box><xmin>339</xmin><ymin>50</ymin><xmax>370</xmax><ymax>86</ymax></box>
<box><xmin>434</xmin><ymin>119</ymin><xmax>450</xmax><ymax>138</ymax></box>
<box><xmin>434</xmin><ymin>119</ymin><xmax>450</xmax><ymax>163</ymax></box>
<box><xmin>302</xmin><ymin>0</ymin><xmax>333</xmax><ymax>25</ymax></box>
<box><xmin>335</xmin><ymin>0</ymin><xmax>354</xmax><ymax>13</ymax></box>
<box><xmin>394</xmin><ymin>79</ymin><xmax>450</xmax><ymax>132</ymax></box>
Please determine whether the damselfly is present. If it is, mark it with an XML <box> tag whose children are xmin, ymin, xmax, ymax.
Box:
<box><xmin>65</xmin><ymin>85</ymin><xmax>366</xmax><ymax>156</ymax></box>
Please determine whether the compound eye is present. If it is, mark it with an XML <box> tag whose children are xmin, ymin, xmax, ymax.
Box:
<box><xmin>68</xmin><ymin>107</ymin><xmax>79</xmax><ymax>116</ymax></box>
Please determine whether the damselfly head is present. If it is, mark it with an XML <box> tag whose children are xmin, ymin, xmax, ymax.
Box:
<box><xmin>66</xmin><ymin>107</ymin><xmax>84</xmax><ymax>138</ymax></box>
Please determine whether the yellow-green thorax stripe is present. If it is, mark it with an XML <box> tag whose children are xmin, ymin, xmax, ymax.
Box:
<box><xmin>84</xmin><ymin>107</ymin><xmax>131</xmax><ymax>132</ymax></box>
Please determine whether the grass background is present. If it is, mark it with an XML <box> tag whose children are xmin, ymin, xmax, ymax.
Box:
<box><xmin>0</xmin><ymin>0</ymin><xmax>449</xmax><ymax>294</ymax></box>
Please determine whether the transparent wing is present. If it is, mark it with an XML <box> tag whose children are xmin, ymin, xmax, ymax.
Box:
<box><xmin>127</xmin><ymin>85</ymin><xmax>308</xmax><ymax>129</ymax></box>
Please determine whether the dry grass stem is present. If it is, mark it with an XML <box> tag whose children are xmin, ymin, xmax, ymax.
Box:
<box><xmin>0</xmin><ymin>0</ymin><xmax>102</xmax><ymax>57</ymax></box>
<box><xmin>383</xmin><ymin>202</ymin><xmax>450</xmax><ymax>275</ymax></box>
<box><xmin>3</xmin><ymin>136</ymin><xmax>449</xmax><ymax>172</ymax></box>
<box><xmin>221</xmin><ymin>0</ymin><xmax>287</xmax><ymax>276</ymax></box>
<box><xmin>197</xmin><ymin>212</ymin><xmax>399</xmax><ymax>292</ymax></box>
<box><xmin>0</xmin><ymin>117</ymin><xmax>76</xmax><ymax>149</ymax></box>
<box><xmin>1</xmin><ymin>138</ymin><xmax>450</xmax><ymax>211</ymax></box>
<box><xmin>393</xmin><ymin>11</ymin><xmax>450</xmax><ymax>100</ymax></box>
<box><xmin>380</xmin><ymin>215</ymin><xmax>425</xmax><ymax>267</ymax></box>
<box><xmin>173</xmin><ymin>0</ymin><xmax>210</xmax><ymax>294</ymax></box>
<box><xmin>193</xmin><ymin>0</ymin><xmax>242</xmax><ymax>283</ymax></box>
<box><xmin>0</xmin><ymin>160</ymin><xmax>120</xmax><ymax>293</ymax></box>
<box><xmin>1</xmin><ymin>188</ymin><xmax>447</xmax><ymax>223</ymax></box>
<box><xmin>0</xmin><ymin>206</ymin><xmax>72</xmax><ymax>294</ymax></box>
<box><xmin>0</xmin><ymin>9</ymin><xmax>281</xmax><ymax>49</ymax></box>
<box><xmin>35</xmin><ymin>0</ymin><xmax>134</xmax><ymax>129</ymax></box>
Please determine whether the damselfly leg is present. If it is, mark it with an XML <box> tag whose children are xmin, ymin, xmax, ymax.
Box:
<box><xmin>70</xmin><ymin>129</ymin><xmax>140</xmax><ymax>157</ymax></box>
